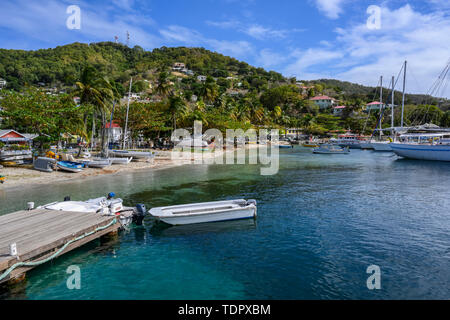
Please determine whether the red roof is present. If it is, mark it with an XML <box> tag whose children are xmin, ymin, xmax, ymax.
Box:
<box><xmin>310</xmin><ymin>95</ymin><xmax>334</xmax><ymax>101</ymax></box>
<box><xmin>104</xmin><ymin>121</ymin><xmax>121</xmax><ymax>128</ymax></box>
<box><xmin>367</xmin><ymin>101</ymin><xmax>383</xmax><ymax>105</ymax></box>
<box><xmin>333</xmin><ymin>105</ymin><xmax>346</xmax><ymax>109</ymax></box>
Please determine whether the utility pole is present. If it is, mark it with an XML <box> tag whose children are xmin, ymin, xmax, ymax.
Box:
<box><xmin>401</xmin><ymin>60</ymin><xmax>407</xmax><ymax>128</ymax></box>
<box><xmin>122</xmin><ymin>77</ymin><xmax>132</xmax><ymax>150</ymax></box>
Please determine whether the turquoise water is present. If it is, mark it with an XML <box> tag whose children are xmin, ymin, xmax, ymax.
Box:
<box><xmin>1</xmin><ymin>148</ymin><xmax>449</xmax><ymax>299</ymax></box>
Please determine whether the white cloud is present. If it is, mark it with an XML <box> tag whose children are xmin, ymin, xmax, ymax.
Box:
<box><xmin>283</xmin><ymin>4</ymin><xmax>450</xmax><ymax>98</ymax></box>
<box><xmin>206</xmin><ymin>20</ymin><xmax>303</xmax><ymax>40</ymax></box>
<box><xmin>159</xmin><ymin>25</ymin><xmax>254</xmax><ymax>58</ymax></box>
<box><xmin>314</xmin><ymin>0</ymin><xmax>346</xmax><ymax>19</ymax></box>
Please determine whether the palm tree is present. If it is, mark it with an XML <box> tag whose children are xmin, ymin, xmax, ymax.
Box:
<box><xmin>199</xmin><ymin>77</ymin><xmax>219</xmax><ymax>104</ymax></box>
<box><xmin>74</xmin><ymin>65</ymin><xmax>114</xmax><ymax>155</ymax></box>
<box><xmin>155</xmin><ymin>71</ymin><xmax>172</xmax><ymax>99</ymax></box>
<box><xmin>167</xmin><ymin>94</ymin><xmax>187</xmax><ymax>131</ymax></box>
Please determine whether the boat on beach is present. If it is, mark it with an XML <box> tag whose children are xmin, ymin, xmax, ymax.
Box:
<box><xmin>81</xmin><ymin>159</ymin><xmax>112</xmax><ymax>168</ymax></box>
<box><xmin>34</xmin><ymin>157</ymin><xmax>56</xmax><ymax>172</ymax></box>
<box><xmin>57</xmin><ymin>161</ymin><xmax>85</xmax><ymax>173</ymax></box>
<box><xmin>108</xmin><ymin>157</ymin><xmax>133</xmax><ymax>164</ymax></box>
<box><xmin>109</xmin><ymin>150</ymin><xmax>154</xmax><ymax>159</ymax></box>
<box><xmin>149</xmin><ymin>199</ymin><xmax>257</xmax><ymax>225</ymax></box>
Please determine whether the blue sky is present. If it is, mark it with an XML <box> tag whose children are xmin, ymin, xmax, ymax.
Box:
<box><xmin>1</xmin><ymin>0</ymin><xmax>450</xmax><ymax>97</ymax></box>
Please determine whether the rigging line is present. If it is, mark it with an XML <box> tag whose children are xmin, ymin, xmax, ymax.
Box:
<box><xmin>419</xmin><ymin>61</ymin><xmax>450</xmax><ymax>125</ymax></box>
<box><xmin>363</xmin><ymin>78</ymin><xmax>381</xmax><ymax>134</ymax></box>
<box><xmin>370</xmin><ymin>77</ymin><xmax>392</xmax><ymax>139</ymax></box>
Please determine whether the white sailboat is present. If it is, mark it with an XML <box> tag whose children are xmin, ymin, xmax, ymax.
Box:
<box><xmin>390</xmin><ymin>60</ymin><xmax>450</xmax><ymax>161</ymax></box>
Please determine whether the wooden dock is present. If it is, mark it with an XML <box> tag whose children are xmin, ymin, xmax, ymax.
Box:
<box><xmin>0</xmin><ymin>208</ymin><xmax>120</xmax><ymax>285</ymax></box>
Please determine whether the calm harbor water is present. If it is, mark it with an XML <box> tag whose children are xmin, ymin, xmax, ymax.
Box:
<box><xmin>1</xmin><ymin>147</ymin><xmax>449</xmax><ymax>299</ymax></box>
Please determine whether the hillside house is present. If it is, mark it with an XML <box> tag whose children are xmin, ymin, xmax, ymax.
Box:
<box><xmin>309</xmin><ymin>95</ymin><xmax>335</xmax><ymax>109</ymax></box>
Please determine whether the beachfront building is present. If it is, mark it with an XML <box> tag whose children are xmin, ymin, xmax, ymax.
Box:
<box><xmin>0</xmin><ymin>129</ymin><xmax>31</xmax><ymax>145</ymax></box>
<box><xmin>309</xmin><ymin>95</ymin><xmax>335</xmax><ymax>110</ymax></box>
<box><xmin>333</xmin><ymin>105</ymin><xmax>347</xmax><ymax>116</ymax></box>
<box><xmin>0</xmin><ymin>78</ymin><xmax>6</xmax><ymax>89</ymax></box>
<box><xmin>365</xmin><ymin>101</ymin><xmax>387</xmax><ymax>111</ymax></box>
<box><xmin>103</xmin><ymin>121</ymin><xmax>123</xmax><ymax>144</ymax></box>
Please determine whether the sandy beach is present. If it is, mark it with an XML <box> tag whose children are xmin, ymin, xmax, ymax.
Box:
<box><xmin>0</xmin><ymin>146</ymin><xmax>257</xmax><ymax>190</ymax></box>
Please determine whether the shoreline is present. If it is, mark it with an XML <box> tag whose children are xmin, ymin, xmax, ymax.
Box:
<box><xmin>0</xmin><ymin>146</ymin><xmax>260</xmax><ymax>191</ymax></box>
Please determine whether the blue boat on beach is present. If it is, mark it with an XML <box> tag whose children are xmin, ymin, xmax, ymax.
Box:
<box><xmin>56</xmin><ymin>161</ymin><xmax>85</xmax><ymax>173</ymax></box>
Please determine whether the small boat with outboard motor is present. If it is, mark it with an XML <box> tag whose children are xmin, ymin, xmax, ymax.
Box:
<box><xmin>36</xmin><ymin>192</ymin><xmax>147</xmax><ymax>226</ymax></box>
<box><xmin>313</xmin><ymin>144</ymin><xmax>350</xmax><ymax>154</ymax></box>
<box><xmin>149</xmin><ymin>199</ymin><xmax>257</xmax><ymax>225</ymax></box>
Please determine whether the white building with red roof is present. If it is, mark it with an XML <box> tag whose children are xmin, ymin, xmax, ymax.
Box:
<box><xmin>309</xmin><ymin>95</ymin><xmax>336</xmax><ymax>109</ymax></box>
<box><xmin>103</xmin><ymin>120</ymin><xmax>123</xmax><ymax>143</ymax></box>
<box><xmin>365</xmin><ymin>101</ymin><xmax>387</xmax><ymax>111</ymax></box>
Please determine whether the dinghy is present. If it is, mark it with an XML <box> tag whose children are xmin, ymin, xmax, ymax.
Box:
<box><xmin>34</xmin><ymin>157</ymin><xmax>56</xmax><ymax>172</ymax></box>
<box><xmin>149</xmin><ymin>199</ymin><xmax>257</xmax><ymax>225</ymax></box>
<box><xmin>110</xmin><ymin>157</ymin><xmax>133</xmax><ymax>164</ymax></box>
<box><xmin>110</xmin><ymin>150</ymin><xmax>154</xmax><ymax>159</ymax></box>
<box><xmin>57</xmin><ymin>161</ymin><xmax>85</xmax><ymax>173</ymax></box>
<box><xmin>82</xmin><ymin>159</ymin><xmax>112</xmax><ymax>168</ymax></box>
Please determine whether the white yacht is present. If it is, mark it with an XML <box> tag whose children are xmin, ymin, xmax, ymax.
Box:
<box><xmin>391</xmin><ymin>132</ymin><xmax>450</xmax><ymax>161</ymax></box>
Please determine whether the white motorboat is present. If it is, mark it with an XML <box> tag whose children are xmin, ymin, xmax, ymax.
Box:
<box><xmin>313</xmin><ymin>144</ymin><xmax>350</xmax><ymax>154</ymax></box>
<box><xmin>149</xmin><ymin>199</ymin><xmax>257</xmax><ymax>225</ymax></box>
<box><xmin>38</xmin><ymin>193</ymin><xmax>147</xmax><ymax>226</ymax></box>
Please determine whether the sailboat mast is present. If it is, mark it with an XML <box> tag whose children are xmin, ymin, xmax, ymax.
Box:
<box><xmin>379</xmin><ymin>76</ymin><xmax>383</xmax><ymax>139</ymax></box>
<box><xmin>391</xmin><ymin>75</ymin><xmax>395</xmax><ymax>129</ymax></box>
<box><xmin>401</xmin><ymin>60</ymin><xmax>407</xmax><ymax>127</ymax></box>
<box><xmin>122</xmin><ymin>77</ymin><xmax>133</xmax><ymax>150</ymax></box>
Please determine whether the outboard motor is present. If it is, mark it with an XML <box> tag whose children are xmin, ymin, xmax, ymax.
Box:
<box><xmin>64</xmin><ymin>196</ymin><xmax>71</xmax><ymax>202</ymax></box>
<box><xmin>107</xmin><ymin>192</ymin><xmax>116</xmax><ymax>200</ymax></box>
<box><xmin>133</xmin><ymin>204</ymin><xmax>147</xmax><ymax>225</ymax></box>
<box><xmin>246</xmin><ymin>199</ymin><xmax>257</xmax><ymax>206</ymax></box>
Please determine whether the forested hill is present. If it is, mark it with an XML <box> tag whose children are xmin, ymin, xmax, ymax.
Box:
<box><xmin>0</xmin><ymin>41</ymin><xmax>447</xmax><ymax>108</ymax></box>
<box><xmin>0</xmin><ymin>42</ymin><xmax>283</xmax><ymax>90</ymax></box>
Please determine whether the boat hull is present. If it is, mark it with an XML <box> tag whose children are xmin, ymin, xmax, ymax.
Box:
<box><xmin>57</xmin><ymin>161</ymin><xmax>84</xmax><ymax>173</ymax></box>
<box><xmin>359</xmin><ymin>143</ymin><xmax>374</xmax><ymax>150</ymax></box>
<box><xmin>371</xmin><ymin>142</ymin><xmax>393</xmax><ymax>152</ymax></box>
<box><xmin>149</xmin><ymin>200</ymin><xmax>257</xmax><ymax>225</ymax></box>
<box><xmin>391</xmin><ymin>143</ymin><xmax>450</xmax><ymax>161</ymax></box>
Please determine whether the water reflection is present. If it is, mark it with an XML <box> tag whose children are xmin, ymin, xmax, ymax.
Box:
<box><xmin>149</xmin><ymin>219</ymin><xmax>257</xmax><ymax>237</ymax></box>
